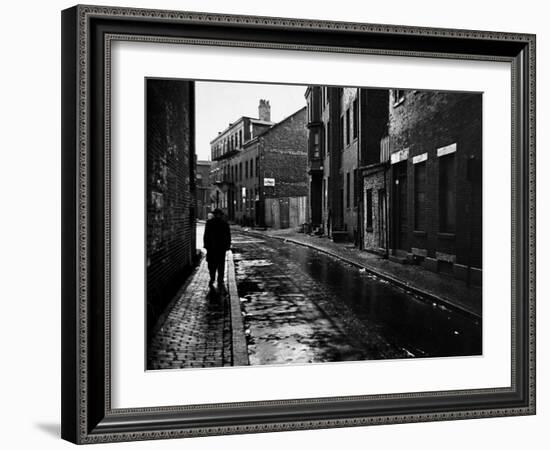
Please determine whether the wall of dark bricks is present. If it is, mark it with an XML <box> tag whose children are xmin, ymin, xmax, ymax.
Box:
<box><xmin>146</xmin><ymin>79</ymin><xmax>196</xmax><ymax>332</ymax></box>
<box><xmin>389</xmin><ymin>91</ymin><xmax>482</xmax><ymax>268</ymax></box>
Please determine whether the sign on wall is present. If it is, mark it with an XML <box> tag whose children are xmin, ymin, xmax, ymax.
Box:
<box><xmin>263</xmin><ymin>177</ymin><xmax>275</xmax><ymax>187</ymax></box>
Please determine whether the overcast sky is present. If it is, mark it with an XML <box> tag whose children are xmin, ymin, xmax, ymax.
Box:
<box><xmin>195</xmin><ymin>81</ymin><xmax>308</xmax><ymax>161</ymax></box>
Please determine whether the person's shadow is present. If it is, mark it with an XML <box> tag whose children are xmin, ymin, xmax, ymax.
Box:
<box><xmin>206</xmin><ymin>285</ymin><xmax>227</xmax><ymax>307</ymax></box>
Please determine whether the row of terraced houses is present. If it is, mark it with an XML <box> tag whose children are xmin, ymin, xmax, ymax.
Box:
<box><xmin>305</xmin><ymin>86</ymin><xmax>482</xmax><ymax>285</ymax></box>
<box><xmin>209</xmin><ymin>100</ymin><xmax>308</xmax><ymax>229</ymax></box>
<box><xmin>208</xmin><ymin>87</ymin><xmax>482</xmax><ymax>285</ymax></box>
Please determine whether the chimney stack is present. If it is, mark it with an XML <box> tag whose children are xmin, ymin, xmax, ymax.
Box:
<box><xmin>258</xmin><ymin>99</ymin><xmax>271</xmax><ymax>122</ymax></box>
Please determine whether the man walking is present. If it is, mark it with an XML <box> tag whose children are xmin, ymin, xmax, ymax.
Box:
<box><xmin>203</xmin><ymin>208</ymin><xmax>231</xmax><ymax>290</ymax></box>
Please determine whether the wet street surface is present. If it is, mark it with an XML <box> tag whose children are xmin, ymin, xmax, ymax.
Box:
<box><xmin>232</xmin><ymin>231</ymin><xmax>482</xmax><ymax>366</ymax></box>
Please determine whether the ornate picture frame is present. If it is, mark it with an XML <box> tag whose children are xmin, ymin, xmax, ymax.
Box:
<box><xmin>61</xmin><ymin>5</ymin><xmax>536</xmax><ymax>444</ymax></box>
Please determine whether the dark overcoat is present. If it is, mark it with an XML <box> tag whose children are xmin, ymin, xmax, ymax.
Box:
<box><xmin>203</xmin><ymin>217</ymin><xmax>231</xmax><ymax>260</ymax></box>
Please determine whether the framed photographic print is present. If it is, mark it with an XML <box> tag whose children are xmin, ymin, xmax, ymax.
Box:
<box><xmin>61</xmin><ymin>4</ymin><xmax>536</xmax><ymax>444</ymax></box>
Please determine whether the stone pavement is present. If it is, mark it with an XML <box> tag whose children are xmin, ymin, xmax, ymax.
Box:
<box><xmin>147</xmin><ymin>254</ymin><xmax>233</xmax><ymax>370</ymax></box>
<box><xmin>238</xmin><ymin>227</ymin><xmax>482</xmax><ymax>319</ymax></box>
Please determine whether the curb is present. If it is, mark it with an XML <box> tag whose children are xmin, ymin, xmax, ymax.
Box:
<box><xmin>242</xmin><ymin>229</ymin><xmax>481</xmax><ymax>321</ymax></box>
<box><xmin>226</xmin><ymin>250</ymin><xmax>249</xmax><ymax>366</ymax></box>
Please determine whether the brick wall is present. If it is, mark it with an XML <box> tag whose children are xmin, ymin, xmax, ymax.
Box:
<box><xmin>260</xmin><ymin>107</ymin><xmax>308</xmax><ymax>199</ymax></box>
<box><xmin>389</xmin><ymin>91</ymin><xmax>482</xmax><ymax>268</ymax></box>
<box><xmin>147</xmin><ymin>79</ymin><xmax>196</xmax><ymax>331</ymax></box>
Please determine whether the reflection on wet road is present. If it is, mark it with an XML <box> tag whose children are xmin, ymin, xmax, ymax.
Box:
<box><xmin>232</xmin><ymin>232</ymin><xmax>481</xmax><ymax>366</ymax></box>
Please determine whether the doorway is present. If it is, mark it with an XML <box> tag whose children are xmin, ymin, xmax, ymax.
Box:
<box><xmin>393</xmin><ymin>162</ymin><xmax>409</xmax><ymax>251</ymax></box>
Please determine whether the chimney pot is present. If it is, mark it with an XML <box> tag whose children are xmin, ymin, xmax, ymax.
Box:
<box><xmin>258</xmin><ymin>99</ymin><xmax>271</xmax><ymax>122</ymax></box>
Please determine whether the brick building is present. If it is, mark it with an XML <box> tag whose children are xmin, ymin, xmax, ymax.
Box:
<box><xmin>387</xmin><ymin>89</ymin><xmax>482</xmax><ymax>283</ymax></box>
<box><xmin>211</xmin><ymin>100</ymin><xmax>308</xmax><ymax>228</ymax></box>
<box><xmin>306</xmin><ymin>86</ymin><xmax>380</xmax><ymax>243</ymax></box>
<box><xmin>306</xmin><ymin>86</ymin><xmax>482</xmax><ymax>284</ymax></box>
<box><xmin>196</xmin><ymin>160</ymin><xmax>212</xmax><ymax>220</ymax></box>
<box><xmin>146</xmin><ymin>79</ymin><xmax>197</xmax><ymax>331</ymax></box>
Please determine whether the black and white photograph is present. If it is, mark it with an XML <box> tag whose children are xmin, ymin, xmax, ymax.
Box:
<box><xmin>146</xmin><ymin>79</ymin><xmax>483</xmax><ymax>370</ymax></box>
<box><xmin>2</xmin><ymin>0</ymin><xmax>543</xmax><ymax>446</ymax></box>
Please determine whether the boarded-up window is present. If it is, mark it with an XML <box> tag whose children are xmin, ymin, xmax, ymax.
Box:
<box><xmin>366</xmin><ymin>189</ymin><xmax>373</xmax><ymax>229</ymax></box>
<box><xmin>414</xmin><ymin>162</ymin><xmax>427</xmax><ymax>231</ymax></box>
<box><xmin>439</xmin><ymin>154</ymin><xmax>456</xmax><ymax>232</ymax></box>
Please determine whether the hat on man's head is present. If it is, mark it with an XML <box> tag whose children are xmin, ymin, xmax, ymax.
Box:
<box><xmin>212</xmin><ymin>208</ymin><xmax>223</xmax><ymax>216</ymax></box>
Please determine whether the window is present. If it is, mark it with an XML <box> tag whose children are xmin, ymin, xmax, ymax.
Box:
<box><xmin>366</xmin><ymin>189</ymin><xmax>373</xmax><ymax>230</ymax></box>
<box><xmin>414</xmin><ymin>162</ymin><xmax>427</xmax><ymax>231</ymax></box>
<box><xmin>239</xmin><ymin>162</ymin><xmax>242</xmax><ymax>181</ymax></box>
<box><xmin>313</xmin><ymin>131</ymin><xmax>320</xmax><ymax>158</ymax></box>
<box><xmin>439</xmin><ymin>154</ymin><xmax>456</xmax><ymax>232</ymax></box>
<box><xmin>240</xmin><ymin>130</ymin><xmax>243</xmax><ymax>147</ymax></box>
<box><xmin>245</xmin><ymin>160</ymin><xmax>249</xmax><ymax>179</ymax></box>
<box><xmin>256</xmin><ymin>157</ymin><xmax>259</xmax><ymax>176</ymax></box>
<box><xmin>353</xmin><ymin>97</ymin><xmax>359</xmax><ymax>139</ymax></box>
<box><xmin>323</xmin><ymin>178</ymin><xmax>326</xmax><ymax>210</ymax></box>
<box><xmin>353</xmin><ymin>168</ymin><xmax>359</xmax><ymax>208</ymax></box>
<box><xmin>250</xmin><ymin>159</ymin><xmax>254</xmax><ymax>178</ymax></box>
<box><xmin>392</xmin><ymin>89</ymin><xmax>405</xmax><ymax>106</ymax></box>
<box><xmin>346</xmin><ymin>108</ymin><xmax>351</xmax><ymax>146</ymax></box>
<box><xmin>327</xmin><ymin>177</ymin><xmax>331</xmax><ymax>210</ymax></box>
<box><xmin>346</xmin><ymin>172</ymin><xmax>351</xmax><ymax>209</ymax></box>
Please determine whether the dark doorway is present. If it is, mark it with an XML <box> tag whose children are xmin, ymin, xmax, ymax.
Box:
<box><xmin>393</xmin><ymin>162</ymin><xmax>409</xmax><ymax>251</ymax></box>
<box><xmin>310</xmin><ymin>173</ymin><xmax>323</xmax><ymax>227</ymax></box>
<box><xmin>378</xmin><ymin>188</ymin><xmax>387</xmax><ymax>250</ymax></box>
